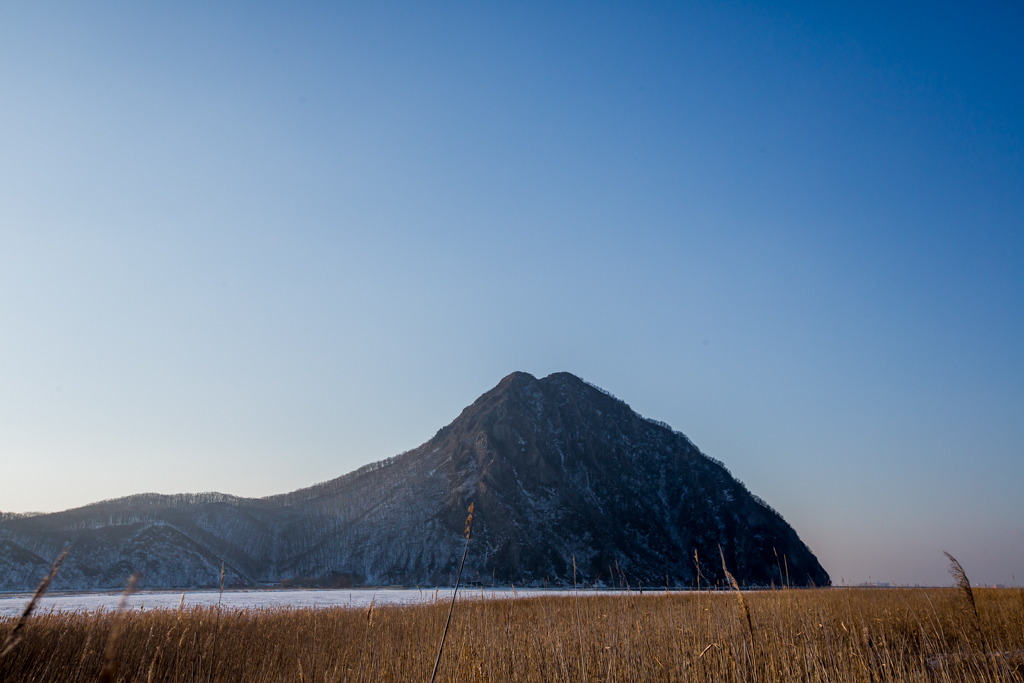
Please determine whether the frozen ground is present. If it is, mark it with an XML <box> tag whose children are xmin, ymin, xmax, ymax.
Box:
<box><xmin>0</xmin><ymin>587</ymin><xmax>665</xmax><ymax>618</ymax></box>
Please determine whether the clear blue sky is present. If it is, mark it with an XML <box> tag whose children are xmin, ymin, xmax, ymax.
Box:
<box><xmin>1</xmin><ymin>2</ymin><xmax>1021</xmax><ymax>587</ymax></box>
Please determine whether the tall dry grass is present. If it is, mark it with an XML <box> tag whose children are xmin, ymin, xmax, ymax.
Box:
<box><xmin>1</xmin><ymin>587</ymin><xmax>1022</xmax><ymax>682</ymax></box>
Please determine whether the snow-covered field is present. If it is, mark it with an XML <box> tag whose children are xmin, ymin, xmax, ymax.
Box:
<box><xmin>0</xmin><ymin>587</ymin><xmax>650</xmax><ymax>618</ymax></box>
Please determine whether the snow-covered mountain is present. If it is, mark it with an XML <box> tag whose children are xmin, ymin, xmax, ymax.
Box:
<box><xmin>0</xmin><ymin>372</ymin><xmax>830</xmax><ymax>591</ymax></box>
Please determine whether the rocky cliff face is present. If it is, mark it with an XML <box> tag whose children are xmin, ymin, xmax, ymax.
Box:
<box><xmin>0</xmin><ymin>372</ymin><xmax>830</xmax><ymax>591</ymax></box>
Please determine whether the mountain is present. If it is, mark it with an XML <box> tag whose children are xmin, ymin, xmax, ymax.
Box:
<box><xmin>0</xmin><ymin>372</ymin><xmax>829</xmax><ymax>591</ymax></box>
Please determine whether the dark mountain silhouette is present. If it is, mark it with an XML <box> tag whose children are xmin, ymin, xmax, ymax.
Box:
<box><xmin>0</xmin><ymin>372</ymin><xmax>829</xmax><ymax>591</ymax></box>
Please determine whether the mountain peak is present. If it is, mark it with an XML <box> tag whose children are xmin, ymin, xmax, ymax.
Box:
<box><xmin>0</xmin><ymin>372</ymin><xmax>829</xmax><ymax>590</ymax></box>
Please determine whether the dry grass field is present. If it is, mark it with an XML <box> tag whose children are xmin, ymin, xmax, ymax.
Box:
<box><xmin>1</xmin><ymin>585</ymin><xmax>1022</xmax><ymax>682</ymax></box>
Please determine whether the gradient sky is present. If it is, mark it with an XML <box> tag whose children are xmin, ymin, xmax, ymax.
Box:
<box><xmin>1</xmin><ymin>2</ymin><xmax>1021</xmax><ymax>587</ymax></box>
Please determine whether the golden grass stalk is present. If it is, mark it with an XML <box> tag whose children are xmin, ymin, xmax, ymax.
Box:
<box><xmin>719</xmin><ymin>545</ymin><xmax>753</xmax><ymax>637</ymax></box>
<box><xmin>944</xmin><ymin>551</ymin><xmax>990</xmax><ymax>654</ymax></box>
<box><xmin>429</xmin><ymin>501</ymin><xmax>474</xmax><ymax>683</ymax></box>
<box><xmin>206</xmin><ymin>560</ymin><xmax>226</xmax><ymax>683</ymax></box>
<box><xmin>97</xmin><ymin>572</ymin><xmax>140</xmax><ymax>683</ymax></box>
<box><xmin>357</xmin><ymin>594</ymin><xmax>376</xmax><ymax>683</ymax></box>
<box><xmin>572</xmin><ymin>554</ymin><xmax>588</xmax><ymax>682</ymax></box>
<box><xmin>0</xmin><ymin>546</ymin><xmax>68</xmax><ymax>659</ymax></box>
<box><xmin>718</xmin><ymin>545</ymin><xmax>758</xmax><ymax>681</ymax></box>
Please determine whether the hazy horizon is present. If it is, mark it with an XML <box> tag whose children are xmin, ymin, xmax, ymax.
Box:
<box><xmin>2</xmin><ymin>2</ymin><xmax>1021</xmax><ymax>588</ymax></box>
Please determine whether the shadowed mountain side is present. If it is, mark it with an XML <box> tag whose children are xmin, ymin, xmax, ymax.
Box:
<box><xmin>0</xmin><ymin>372</ymin><xmax>829</xmax><ymax>591</ymax></box>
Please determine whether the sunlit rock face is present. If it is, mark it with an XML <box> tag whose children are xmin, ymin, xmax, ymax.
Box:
<box><xmin>0</xmin><ymin>372</ymin><xmax>830</xmax><ymax>591</ymax></box>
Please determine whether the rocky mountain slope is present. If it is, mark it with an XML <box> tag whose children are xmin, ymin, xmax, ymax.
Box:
<box><xmin>0</xmin><ymin>372</ymin><xmax>829</xmax><ymax>591</ymax></box>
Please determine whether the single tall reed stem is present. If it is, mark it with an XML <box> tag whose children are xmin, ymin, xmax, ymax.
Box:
<box><xmin>0</xmin><ymin>547</ymin><xmax>68</xmax><ymax>659</ymax></box>
<box><xmin>573</xmin><ymin>555</ymin><xmax>588</xmax><ymax>682</ymax></box>
<box><xmin>719</xmin><ymin>545</ymin><xmax>753</xmax><ymax>636</ymax></box>
<box><xmin>693</xmin><ymin>549</ymin><xmax>705</xmax><ymax>592</ymax></box>
<box><xmin>208</xmin><ymin>560</ymin><xmax>226</xmax><ymax>683</ymax></box>
<box><xmin>98</xmin><ymin>572</ymin><xmax>140</xmax><ymax>683</ymax></box>
<box><xmin>719</xmin><ymin>545</ymin><xmax>756</xmax><ymax>679</ymax></box>
<box><xmin>944</xmin><ymin>551</ymin><xmax>990</xmax><ymax>654</ymax></box>
<box><xmin>429</xmin><ymin>502</ymin><xmax>474</xmax><ymax>683</ymax></box>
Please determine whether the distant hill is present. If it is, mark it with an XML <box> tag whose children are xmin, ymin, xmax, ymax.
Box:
<box><xmin>0</xmin><ymin>372</ymin><xmax>829</xmax><ymax>591</ymax></box>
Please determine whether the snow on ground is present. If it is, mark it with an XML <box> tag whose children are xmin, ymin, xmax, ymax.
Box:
<box><xmin>0</xmin><ymin>587</ymin><xmax>664</xmax><ymax>618</ymax></box>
